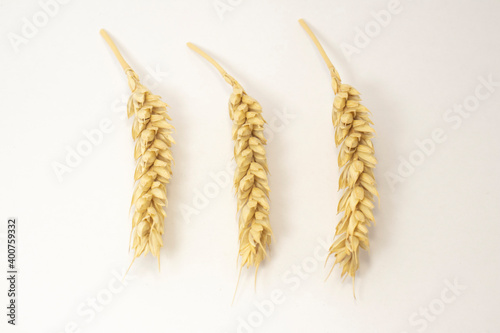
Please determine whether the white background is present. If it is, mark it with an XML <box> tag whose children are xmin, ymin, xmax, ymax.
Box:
<box><xmin>1</xmin><ymin>0</ymin><xmax>499</xmax><ymax>332</ymax></box>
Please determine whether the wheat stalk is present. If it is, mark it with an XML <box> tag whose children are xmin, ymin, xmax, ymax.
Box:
<box><xmin>299</xmin><ymin>19</ymin><xmax>379</xmax><ymax>287</ymax></box>
<box><xmin>187</xmin><ymin>43</ymin><xmax>272</xmax><ymax>284</ymax></box>
<box><xmin>101</xmin><ymin>30</ymin><xmax>174</xmax><ymax>270</ymax></box>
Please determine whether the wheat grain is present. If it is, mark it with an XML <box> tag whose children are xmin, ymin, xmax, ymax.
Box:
<box><xmin>101</xmin><ymin>30</ymin><xmax>174</xmax><ymax>270</ymax></box>
<box><xmin>299</xmin><ymin>19</ymin><xmax>379</xmax><ymax>286</ymax></box>
<box><xmin>187</xmin><ymin>43</ymin><xmax>272</xmax><ymax>282</ymax></box>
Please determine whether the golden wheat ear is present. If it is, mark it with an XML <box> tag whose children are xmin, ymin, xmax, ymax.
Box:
<box><xmin>187</xmin><ymin>42</ymin><xmax>272</xmax><ymax>294</ymax></box>
<box><xmin>299</xmin><ymin>19</ymin><xmax>379</xmax><ymax>291</ymax></box>
<box><xmin>101</xmin><ymin>30</ymin><xmax>174</xmax><ymax>271</ymax></box>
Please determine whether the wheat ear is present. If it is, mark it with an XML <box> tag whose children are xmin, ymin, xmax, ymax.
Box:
<box><xmin>187</xmin><ymin>43</ymin><xmax>272</xmax><ymax>282</ymax></box>
<box><xmin>101</xmin><ymin>30</ymin><xmax>174</xmax><ymax>270</ymax></box>
<box><xmin>299</xmin><ymin>20</ymin><xmax>379</xmax><ymax>285</ymax></box>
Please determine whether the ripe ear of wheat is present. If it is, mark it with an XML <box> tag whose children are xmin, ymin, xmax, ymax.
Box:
<box><xmin>100</xmin><ymin>30</ymin><xmax>174</xmax><ymax>271</ymax></box>
<box><xmin>187</xmin><ymin>43</ymin><xmax>272</xmax><ymax>287</ymax></box>
<box><xmin>299</xmin><ymin>19</ymin><xmax>379</xmax><ymax>289</ymax></box>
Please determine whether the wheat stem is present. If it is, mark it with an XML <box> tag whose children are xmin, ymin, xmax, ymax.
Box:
<box><xmin>187</xmin><ymin>43</ymin><xmax>228</xmax><ymax>76</ymax></box>
<box><xmin>299</xmin><ymin>19</ymin><xmax>341</xmax><ymax>93</ymax></box>
<box><xmin>187</xmin><ymin>42</ymin><xmax>237</xmax><ymax>86</ymax></box>
<box><xmin>100</xmin><ymin>29</ymin><xmax>132</xmax><ymax>72</ymax></box>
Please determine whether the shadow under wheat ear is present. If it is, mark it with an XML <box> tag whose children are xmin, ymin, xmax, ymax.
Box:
<box><xmin>100</xmin><ymin>29</ymin><xmax>174</xmax><ymax>271</ymax></box>
<box><xmin>187</xmin><ymin>42</ymin><xmax>272</xmax><ymax>291</ymax></box>
<box><xmin>299</xmin><ymin>19</ymin><xmax>379</xmax><ymax>291</ymax></box>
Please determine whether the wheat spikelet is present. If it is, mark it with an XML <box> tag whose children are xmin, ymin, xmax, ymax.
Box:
<box><xmin>187</xmin><ymin>43</ymin><xmax>272</xmax><ymax>282</ymax></box>
<box><xmin>100</xmin><ymin>30</ymin><xmax>174</xmax><ymax>270</ymax></box>
<box><xmin>299</xmin><ymin>20</ymin><xmax>379</xmax><ymax>286</ymax></box>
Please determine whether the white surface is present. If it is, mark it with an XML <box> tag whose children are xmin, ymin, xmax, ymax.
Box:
<box><xmin>1</xmin><ymin>0</ymin><xmax>500</xmax><ymax>332</ymax></box>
